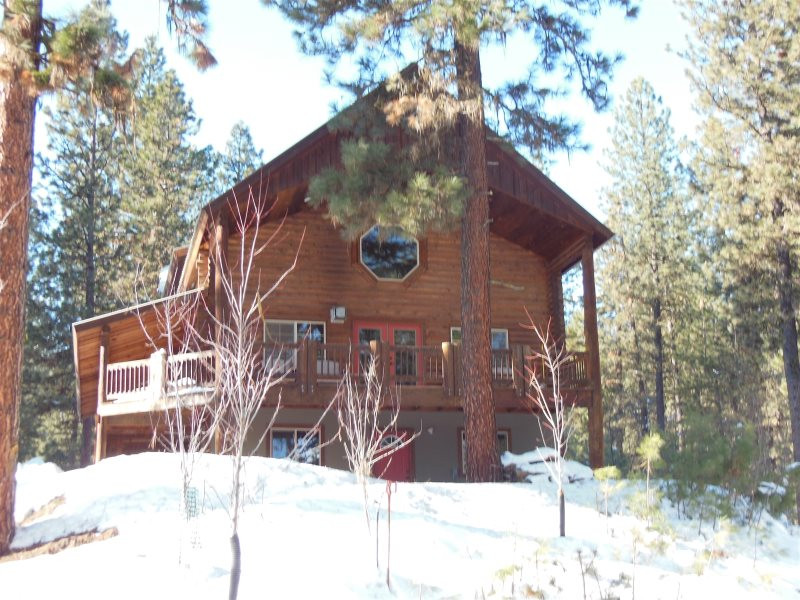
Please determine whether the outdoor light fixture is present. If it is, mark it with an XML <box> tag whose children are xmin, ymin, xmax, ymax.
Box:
<box><xmin>329</xmin><ymin>305</ymin><xmax>346</xmax><ymax>324</ymax></box>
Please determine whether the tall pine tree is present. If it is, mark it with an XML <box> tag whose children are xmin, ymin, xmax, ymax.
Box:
<box><xmin>117</xmin><ymin>38</ymin><xmax>216</xmax><ymax>298</ymax></box>
<box><xmin>599</xmin><ymin>78</ymin><xmax>693</xmax><ymax>450</ymax></box>
<box><xmin>216</xmin><ymin>121</ymin><xmax>263</xmax><ymax>192</ymax></box>
<box><xmin>683</xmin><ymin>0</ymin><xmax>800</xmax><ymax>519</ymax></box>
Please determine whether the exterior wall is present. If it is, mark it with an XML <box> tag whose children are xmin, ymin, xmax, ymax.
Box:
<box><xmin>227</xmin><ymin>209</ymin><xmax>552</xmax><ymax>349</ymax></box>
<box><xmin>247</xmin><ymin>407</ymin><xmax>544</xmax><ymax>482</ymax></box>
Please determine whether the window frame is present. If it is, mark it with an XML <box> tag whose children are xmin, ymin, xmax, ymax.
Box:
<box><xmin>449</xmin><ymin>327</ymin><xmax>510</xmax><ymax>349</ymax></box>
<box><xmin>264</xmin><ymin>319</ymin><xmax>327</xmax><ymax>370</ymax></box>
<box><xmin>358</xmin><ymin>226</ymin><xmax>421</xmax><ymax>282</ymax></box>
<box><xmin>268</xmin><ymin>425</ymin><xmax>324</xmax><ymax>466</ymax></box>
<box><xmin>457</xmin><ymin>427</ymin><xmax>511</xmax><ymax>477</ymax></box>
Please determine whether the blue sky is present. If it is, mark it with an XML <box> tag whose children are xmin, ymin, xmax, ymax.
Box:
<box><xmin>37</xmin><ymin>0</ymin><xmax>699</xmax><ymax>219</ymax></box>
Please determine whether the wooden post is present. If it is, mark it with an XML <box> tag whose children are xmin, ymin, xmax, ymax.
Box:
<box><xmin>213</xmin><ymin>212</ymin><xmax>229</xmax><ymax>455</ymax></box>
<box><xmin>442</xmin><ymin>342</ymin><xmax>455</xmax><ymax>397</ymax></box>
<box><xmin>298</xmin><ymin>339</ymin><xmax>309</xmax><ymax>393</ymax></box>
<box><xmin>94</xmin><ymin>415</ymin><xmax>104</xmax><ymax>464</ymax></box>
<box><xmin>581</xmin><ymin>238</ymin><xmax>604</xmax><ymax>469</ymax></box>
<box><xmin>213</xmin><ymin>212</ymin><xmax>229</xmax><ymax>386</ymax></box>
<box><xmin>94</xmin><ymin>325</ymin><xmax>110</xmax><ymax>463</ymax></box>
<box><xmin>309</xmin><ymin>339</ymin><xmax>320</xmax><ymax>393</ymax></box>
<box><xmin>512</xmin><ymin>344</ymin><xmax>525</xmax><ymax>398</ymax></box>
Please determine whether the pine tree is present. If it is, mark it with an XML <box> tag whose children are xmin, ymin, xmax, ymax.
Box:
<box><xmin>599</xmin><ymin>78</ymin><xmax>692</xmax><ymax>447</ymax></box>
<box><xmin>268</xmin><ymin>0</ymin><xmax>639</xmax><ymax>480</ymax></box>
<box><xmin>683</xmin><ymin>0</ymin><xmax>800</xmax><ymax>520</ymax></box>
<box><xmin>117</xmin><ymin>38</ymin><xmax>216</xmax><ymax>298</ymax></box>
<box><xmin>23</xmin><ymin>66</ymin><xmax>130</xmax><ymax>468</ymax></box>
<box><xmin>216</xmin><ymin>121</ymin><xmax>263</xmax><ymax>192</ymax></box>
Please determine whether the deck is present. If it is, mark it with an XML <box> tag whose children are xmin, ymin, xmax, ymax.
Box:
<box><xmin>97</xmin><ymin>341</ymin><xmax>593</xmax><ymax>416</ymax></box>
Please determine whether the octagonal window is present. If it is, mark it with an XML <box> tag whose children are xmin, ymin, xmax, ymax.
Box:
<box><xmin>359</xmin><ymin>226</ymin><xmax>419</xmax><ymax>281</ymax></box>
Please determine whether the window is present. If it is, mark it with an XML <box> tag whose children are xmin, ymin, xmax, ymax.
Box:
<box><xmin>450</xmin><ymin>327</ymin><xmax>510</xmax><ymax>349</ymax></box>
<box><xmin>359</xmin><ymin>226</ymin><xmax>419</xmax><ymax>281</ymax></box>
<box><xmin>264</xmin><ymin>320</ymin><xmax>326</xmax><ymax>371</ymax></box>
<box><xmin>459</xmin><ymin>429</ymin><xmax>511</xmax><ymax>476</ymax></box>
<box><xmin>270</xmin><ymin>427</ymin><xmax>322</xmax><ymax>465</ymax></box>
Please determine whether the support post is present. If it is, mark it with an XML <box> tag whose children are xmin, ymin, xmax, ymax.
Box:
<box><xmin>442</xmin><ymin>342</ymin><xmax>455</xmax><ymax>397</ymax></box>
<box><xmin>94</xmin><ymin>415</ymin><xmax>105</xmax><ymax>464</ymax></box>
<box><xmin>512</xmin><ymin>344</ymin><xmax>525</xmax><ymax>398</ymax></box>
<box><xmin>94</xmin><ymin>325</ymin><xmax>110</xmax><ymax>463</ymax></box>
<box><xmin>212</xmin><ymin>212</ymin><xmax>229</xmax><ymax>454</ymax></box>
<box><xmin>308</xmin><ymin>339</ymin><xmax>319</xmax><ymax>394</ymax></box>
<box><xmin>298</xmin><ymin>339</ymin><xmax>308</xmax><ymax>393</ymax></box>
<box><xmin>581</xmin><ymin>238</ymin><xmax>604</xmax><ymax>468</ymax></box>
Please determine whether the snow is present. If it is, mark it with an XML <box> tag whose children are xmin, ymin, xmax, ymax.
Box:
<box><xmin>502</xmin><ymin>448</ymin><xmax>595</xmax><ymax>483</ymax></box>
<box><xmin>2</xmin><ymin>452</ymin><xmax>798</xmax><ymax>599</ymax></box>
<box><xmin>758</xmin><ymin>482</ymin><xmax>787</xmax><ymax>497</ymax></box>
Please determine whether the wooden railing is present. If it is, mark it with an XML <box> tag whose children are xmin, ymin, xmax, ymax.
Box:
<box><xmin>524</xmin><ymin>350</ymin><xmax>589</xmax><ymax>390</ymax></box>
<box><xmin>106</xmin><ymin>358</ymin><xmax>150</xmax><ymax>402</ymax></box>
<box><xmin>102</xmin><ymin>342</ymin><xmax>591</xmax><ymax>410</ymax></box>
<box><xmin>166</xmin><ymin>350</ymin><xmax>215</xmax><ymax>393</ymax></box>
<box><xmin>104</xmin><ymin>350</ymin><xmax>215</xmax><ymax>406</ymax></box>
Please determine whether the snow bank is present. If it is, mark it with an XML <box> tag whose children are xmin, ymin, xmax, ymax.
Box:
<box><xmin>501</xmin><ymin>447</ymin><xmax>595</xmax><ymax>483</ymax></box>
<box><xmin>2</xmin><ymin>452</ymin><xmax>798</xmax><ymax>599</ymax></box>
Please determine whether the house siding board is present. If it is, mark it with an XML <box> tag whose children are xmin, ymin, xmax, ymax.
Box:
<box><xmin>227</xmin><ymin>210</ymin><xmax>550</xmax><ymax>354</ymax></box>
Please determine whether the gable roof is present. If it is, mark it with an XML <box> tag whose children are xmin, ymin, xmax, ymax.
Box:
<box><xmin>178</xmin><ymin>119</ymin><xmax>611</xmax><ymax>290</ymax></box>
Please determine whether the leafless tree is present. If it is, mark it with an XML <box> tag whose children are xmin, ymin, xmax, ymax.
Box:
<box><xmin>133</xmin><ymin>283</ymin><xmax>220</xmax><ymax>562</ymax></box>
<box><xmin>524</xmin><ymin>316</ymin><xmax>576</xmax><ymax>538</ymax></box>
<box><xmin>335</xmin><ymin>352</ymin><xmax>418</xmax><ymax>533</ymax></box>
<box><xmin>204</xmin><ymin>189</ymin><xmax>303</xmax><ymax>600</ymax></box>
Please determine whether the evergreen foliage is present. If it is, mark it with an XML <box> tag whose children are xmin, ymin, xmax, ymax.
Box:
<box><xmin>216</xmin><ymin>121</ymin><xmax>263</xmax><ymax>193</ymax></box>
<box><xmin>598</xmin><ymin>78</ymin><xmax>696</xmax><ymax>463</ymax></box>
<box><xmin>683</xmin><ymin>0</ymin><xmax>800</xmax><ymax>519</ymax></box>
<box><xmin>21</xmin><ymin>37</ymin><xmax>216</xmax><ymax>468</ymax></box>
<box><xmin>116</xmin><ymin>38</ymin><xmax>216</xmax><ymax>298</ymax></box>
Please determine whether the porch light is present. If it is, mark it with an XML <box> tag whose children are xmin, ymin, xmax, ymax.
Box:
<box><xmin>330</xmin><ymin>305</ymin><xmax>346</xmax><ymax>324</ymax></box>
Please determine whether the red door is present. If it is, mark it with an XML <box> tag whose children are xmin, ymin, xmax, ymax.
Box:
<box><xmin>353</xmin><ymin>321</ymin><xmax>422</xmax><ymax>384</ymax></box>
<box><xmin>372</xmin><ymin>430</ymin><xmax>415</xmax><ymax>481</ymax></box>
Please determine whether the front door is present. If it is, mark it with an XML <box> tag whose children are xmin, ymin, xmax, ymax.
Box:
<box><xmin>372</xmin><ymin>430</ymin><xmax>415</xmax><ymax>481</ymax></box>
<box><xmin>354</xmin><ymin>321</ymin><xmax>422</xmax><ymax>383</ymax></box>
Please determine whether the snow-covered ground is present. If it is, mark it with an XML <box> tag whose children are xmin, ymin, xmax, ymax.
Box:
<box><xmin>2</xmin><ymin>452</ymin><xmax>798</xmax><ymax>599</ymax></box>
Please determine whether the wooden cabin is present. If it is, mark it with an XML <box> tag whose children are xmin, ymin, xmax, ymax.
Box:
<box><xmin>72</xmin><ymin>121</ymin><xmax>610</xmax><ymax>482</ymax></box>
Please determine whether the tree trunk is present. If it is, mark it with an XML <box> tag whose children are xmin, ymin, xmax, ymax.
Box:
<box><xmin>559</xmin><ymin>487</ymin><xmax>565</xmax><ymax>537</ymax></box>
<box><xmin>653</xmin><ymin>298</ymin><xmax>666</xmax><ymax>431</ymax></box>
<box><xmin>0</xmin><ymin>54</ymin><xmax>38</xmax><ymax>556</ymax></box>
<box><xmin>774</xmin><ymin>221</ymin><xmax>800</xmax><ymax>522</ymax></box>
<box><xmin>228</xmin><ymin>532</ymin><xmax>241</xmax><ymax>600</ymax></box>
<box><xmin>454</xmin><ymin>37</ymin><xmax>498</xmax><ymax>483</ymax></box>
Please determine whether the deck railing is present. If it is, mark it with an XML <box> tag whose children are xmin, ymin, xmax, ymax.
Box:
<box><xmin>102</xmin><ymin>341</ymin><xmax>591</xmax><ymax>409</ymax></box>
<box><xmin>106</xmin><ymin>358</ymin><xmax>151</xmax><ymax>402</ymax></box>
<box><xmin>104</xmin><ymin>349</ymin><xmax>215</xmax><ymax>406</ymax></box>
<box><xmin>166</xmin><ymin>350</ymin><xmax>215</xmax><ymax>393</ymax></box>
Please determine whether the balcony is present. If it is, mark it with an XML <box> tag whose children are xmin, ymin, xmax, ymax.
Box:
<box><xmin>97</xmin><ymin>350</ymin><xmax>215</xmax><ymax>417</ymax></box>
<box><xmin>97</xmin><ymin>341</ymin><xmax>592</xmax><ymax>416</ymax></box>
<box><xmin>264</xmin><ymin>339</ymin><xmax>592</xmax><ymax>411</ymax></box>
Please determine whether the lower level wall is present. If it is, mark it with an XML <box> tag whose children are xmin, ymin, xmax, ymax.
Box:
<box><xmin>245</xmin><ymin>408</ymin><xmax>544</xmax><ymax>482</ymax></box>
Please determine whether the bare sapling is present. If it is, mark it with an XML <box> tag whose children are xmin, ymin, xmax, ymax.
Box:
<box><xmin>335</xmin><ymin>352</ymin><xmax>418</xmax><ymax>535</ymax></box>
<box><xmin>205</xmin><ymin>188</ymin><xmax>304</xmax><ymax>600</ymax></box>
<box><xmin>524</xmin><ymin>316</ymin><xmax>576</xmax><ymax>538</ymax></box>
<box><xmin>133</xmin><ymin>284</ymin><xmax>222</xmax><ymax>562</ymax></box>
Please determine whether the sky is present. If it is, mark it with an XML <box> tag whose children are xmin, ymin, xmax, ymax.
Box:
<box><xmin>36</xmin><ymin>0</ymin><xmax>700</xmax><ymax>220</ymax></box>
